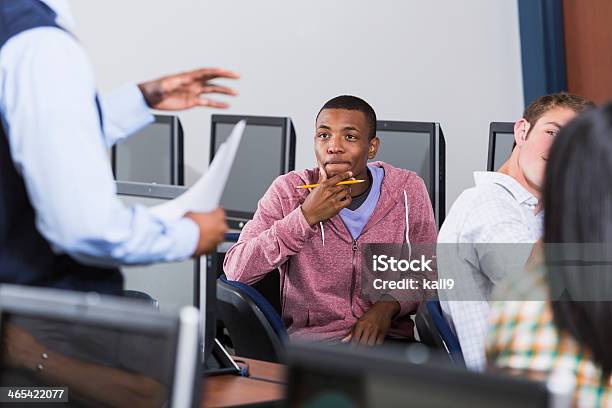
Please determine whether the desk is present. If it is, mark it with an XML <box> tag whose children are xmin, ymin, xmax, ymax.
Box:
<box><xmin>203</xmin><ymin>358</ymin><xmax>286</xmax><ymax>407</ymax></box>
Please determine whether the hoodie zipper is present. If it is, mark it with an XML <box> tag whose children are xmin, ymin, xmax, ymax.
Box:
<box><xmin>350</xmin><ymin>239</ymin><xmax>358</xmax><ymax>318</ymax></box>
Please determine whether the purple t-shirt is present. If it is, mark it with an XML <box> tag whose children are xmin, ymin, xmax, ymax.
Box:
<box><xmin>339</xmin><ymin>164</ymin><xmax>384</xmax><ymax>240</ymax></box>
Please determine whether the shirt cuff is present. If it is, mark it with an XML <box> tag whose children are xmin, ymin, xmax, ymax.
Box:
<box><xmin>165</xmin><ymin>217</ymin><xmax>200</xmax><ymax>261</ymax></box>
<box><xmin>100</xmin><ymin>83</ymin><xmax>155</xmax><ymax>146</ymax></box>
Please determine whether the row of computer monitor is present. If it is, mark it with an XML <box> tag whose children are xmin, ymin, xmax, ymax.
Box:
<box><xmin>112</xmin><ymin>114</ymin><xmax>448</xmax><ymax>228</ymax></box>
<box><xmin>0</xmin><ymin>285</ymin><xmax>553</xmax><ymax>408</ymax></box>
<box><xmin>112</xmin><ymin>118</ymin><xmax>516</xmax><ymax>307</ymax></box>
<box><xmin>111</xmin><ymin>115</ymin><xmax>517</xmax><ymax>233</ymax></box>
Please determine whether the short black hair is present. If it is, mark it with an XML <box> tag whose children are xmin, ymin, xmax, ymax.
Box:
<box><xmin>316</xmin><ymin>95</ymin><xmax>377</xmax><ymax>140</ymax></box>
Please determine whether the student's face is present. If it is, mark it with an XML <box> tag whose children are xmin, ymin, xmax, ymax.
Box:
<box><xmin>515</xmin><ymin>107</ymin><xmax>578</xmax><ymax>192</ymax></box>
<box><xmin>314</xmin><ymin>109</ymin><xmax>379</xmax><ymax>178</ymax></box>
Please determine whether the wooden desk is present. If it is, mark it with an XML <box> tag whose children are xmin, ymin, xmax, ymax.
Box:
<box><xmin>202</xmin><ymin>358</ymin><xmax>286</xmax><ymax>407</ymax></box>
<box><xmin>237</xmin><ymin>357</ymin><xmax>286</xmax><ymax>383</ymax></box>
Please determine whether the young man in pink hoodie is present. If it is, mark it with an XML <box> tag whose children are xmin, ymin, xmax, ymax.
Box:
<box><xmin>224</xmin><ymin>95</ymin><xmax>438</xmax><ymax>345</ymax></box>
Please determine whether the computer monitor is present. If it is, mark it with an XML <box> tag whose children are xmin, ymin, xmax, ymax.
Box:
<box><xmin>112</xmin><ymin>115</ymin><xmax>184</xmax><ymax>185</ymax></box>
<box><xmin>210</xmin><ymin>115</ymin><xmax>296</xmax><ymax>230</ymax></box>
<box><xmin>287</xmin><ymin>343</ymin><xmax>549</xmax><ymax>408</ymax></box>
<box><xmin>0</xmin><ymin>284</ymin><xmax>200</xmax><ymax>408</ymax></box>
<box><xmin>374</xmin><ymin>121</ymin><xmax>446</xmax><ymax>227</ymax></box>
<box><xmin>487</xmin><ymin>122</ymin><xmax>516</xmax><ymax>171</ymax></box>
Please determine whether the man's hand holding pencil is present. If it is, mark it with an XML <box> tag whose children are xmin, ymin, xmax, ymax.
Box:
<box><xmin>300</xmin><ymin>166</ymin><xmax>354</xmax><ymax>226</ymax></box>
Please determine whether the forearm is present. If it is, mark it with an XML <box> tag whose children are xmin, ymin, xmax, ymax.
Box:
<box><xmin>98</xmin><ymin>83</ymin><xmax>154</xmax><ymax>147</ymax></box>
<box><xmin>373</xmin><ymin>296</ymin><xmax>401</xmax><ymax>318</ymax></box>
<box><xmin>63</xmin><ymin>206</ymin><xmax>199</xmax><ymax>266</ymax></box>
<box><xmin>224</xmin><ymin>206</ymin><xmax>316</xmax><ymax>283</ymax></box>
<box><xmin>23</xmin><ymin>150</ymin><xmax>198</xmax><ymax>266</ymax></box>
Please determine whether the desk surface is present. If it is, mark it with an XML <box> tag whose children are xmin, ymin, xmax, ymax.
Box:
<box><xmin>203</xmin><ymin>357</ymin><xmax>286</xmax><ymax>407</ymax></box>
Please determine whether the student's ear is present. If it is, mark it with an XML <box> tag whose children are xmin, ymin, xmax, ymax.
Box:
<box><xmin>367</xmin><ymin>136</ymin><xmax>380</xmax><ymax>160</ymax></box>
<box><xmin>514</xmin><ymin>119</ymin><xmax>530</xmax><ymax>147</ymax></box>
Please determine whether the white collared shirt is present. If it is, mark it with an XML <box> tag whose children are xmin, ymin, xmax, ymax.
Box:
<box><xmin>437</xmin><ymin>171</ymin><xmax>544</xmax><ymax>371</ymax></box>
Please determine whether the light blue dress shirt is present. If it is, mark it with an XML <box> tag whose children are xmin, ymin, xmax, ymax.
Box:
<box><xmin>0</xmin><ymin>0</ymin><xmax>199</xmax><ymax>267</ymax></box>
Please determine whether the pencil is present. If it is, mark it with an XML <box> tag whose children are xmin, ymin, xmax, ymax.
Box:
<box><xmin>296</xmin><ymin>179</ymin><xmax>366</xmax><ymax>189</ymax></box>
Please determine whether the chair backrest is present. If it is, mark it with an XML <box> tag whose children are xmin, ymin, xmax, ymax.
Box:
<box><xmin>415</xmin><ymin>300</ymin><xmax>464</xmax><ymax>366</ymax></box>
<box><xmin>216</xmin><ymin>275</ymin><xmax>286</xmax><ymax>363</ymax></box>
<box><xmin>415</xmin><ymin>301</ymin><xmax>447</xmax><ymax>349</ymax></box>
<box><xmin>250</xmin><ymin>271</ymin><xmax>281</xmax><ymax>316</ymax></box>
<box><xmin>123</xmin><ymin>289</ymin><xmax>160</xmax><ymax>309</ymax></box>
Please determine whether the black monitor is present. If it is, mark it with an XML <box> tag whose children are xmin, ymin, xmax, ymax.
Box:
<box><xmin>210</xmin><ymin>115</ymin><xmax>296</xmax><ymax>230</ymax></box>
<box><xmin>112</xmin><ymin>115</ymin><xmax>184</xmax><ymax>185</ymax></box>
<box><xmin>487</xmin><ymin>122</ymin><xmax>515</xmax><ymax>171</ymax></box>
<box><xmin>0</xmin><ymin>284</ymin><xmax>200</xmax><ymax>408</ymax></box>
<box><xmin>287</xmin><ymin>343</ymin><xmax>550</xmax><ymax>408</ymax></box>
<box><xmin>374</xmin><ymin>121</ymin><xmax>446</xmax><ymax>227</ymax></box>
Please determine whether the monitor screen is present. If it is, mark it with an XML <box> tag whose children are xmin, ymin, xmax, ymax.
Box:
<box><xmin>213</xmin><ymin>122</ymin><xmax>285</xmax><ymax>216</ymax></box>
<box><xmin>491</xmin><ymin>132</ymin><xmax>515</xmax><ymax>171</ymax></box>
<box><xmin>288</xmin><ymin>344</ymin><xmax>548</xmax><ymax>408</ymax></box>
<box><xmin>292</xmin><ymin>365</ymin><xmax>546</xmax><ymax>408</ymax></box>
<box><xmin>0</xmin><ymin>289</ymin><xmax>185</xmax><ymax>408</ymax></box>
<box><xmin>114</xmin><ymin>116</ymin><xmax>181</xmax><ymax>185</ymax></box>
<box><xmin>117</xmin><ymin>193</ymin><xmax>197</xmax><ymax>312</ymax></box>
<box><xmin>373</xmin><ymin>130</ymin><xmax>432</xmax><ymax>191</ymax></box>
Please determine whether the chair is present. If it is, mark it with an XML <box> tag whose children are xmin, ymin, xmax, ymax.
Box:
<box><xmin>216</xmin><ymin>274</ymin><xmax>286</xmax><ymax>363</ymax></box>
<box><xmin>415</xmin><ymin>300</ymin><xmax>464</xmax><ymax>366</ymax></box>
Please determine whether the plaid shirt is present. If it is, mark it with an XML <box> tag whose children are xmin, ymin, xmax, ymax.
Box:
<box><xmin>487</xmin><ymin>267</ymin><xmax>612</xmax><ymax>407</ymax></box>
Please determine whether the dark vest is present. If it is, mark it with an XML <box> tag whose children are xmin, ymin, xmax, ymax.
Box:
<box><xmin>0</xmin><ymin>0</ymin><xmax>123</xmax><ymax>294</ymax></box>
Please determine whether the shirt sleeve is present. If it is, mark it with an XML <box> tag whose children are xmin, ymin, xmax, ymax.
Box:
<box><xmin>0</xmin><ymin>28</ymin><xmax>198</xmax><ymax>266</ymax></box>
<box><xmin>98</xmin><ymin>83</ymin><xmax>154</xmax><ymax>147</ymax></box>
<box><xmin>223</xmin><ymin>177</ymin><xmax>318</xmax><ymax>284</ymax></box>
<box><xmin>467</xmin><ymin>197</ymin><xmax>536</xmax><ymax>285</ymax></box>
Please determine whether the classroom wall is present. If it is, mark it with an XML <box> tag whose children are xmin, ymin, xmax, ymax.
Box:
<box><xmin>71</xmin><ymin>0</ymin><xmax>524</xmax><ymax>211</ymax></box>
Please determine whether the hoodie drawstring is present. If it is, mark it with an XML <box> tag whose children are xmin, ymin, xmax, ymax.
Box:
<box><xmin>403</xmin><ymin>190</ymin><xmax>412</xmax><ymax>261</ymax></box>
<box><xmin>320</xmin><ymin>221</ymin><xmax>325</xmax><ymax>246</ymax></box>
<box><xmin>307</xmin><ymin>185</ymin><xmax>324</xmax><ymax>246</ymax></box>
<box><xmin>318</xmin><ymin>189</ymin><xmax>410</xmax><ymax>252</ymax></box>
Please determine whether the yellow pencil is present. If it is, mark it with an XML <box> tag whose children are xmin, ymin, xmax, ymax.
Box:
<box><xmin>296</xmin><ymin>179</ymin><xmax>366</xmax><ymax>189</ymax></box>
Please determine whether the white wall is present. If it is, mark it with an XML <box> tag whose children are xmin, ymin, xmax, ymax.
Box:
<box><xmin>71</xmin><ymin>0</ymin><xmax>524</xmax><ymax>211</ymax></box>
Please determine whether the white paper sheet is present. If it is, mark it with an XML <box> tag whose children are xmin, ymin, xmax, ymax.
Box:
<box><xmin>150</xmin><ymin>120</ymin><xmax>245</xmax><ymax>221</ymax></box>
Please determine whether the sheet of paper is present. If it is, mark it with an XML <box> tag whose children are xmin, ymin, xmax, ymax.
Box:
<box><xmin>150</xmin><ymin>120</ymin><xmax>245</xmax><ymax>221</ymax></box>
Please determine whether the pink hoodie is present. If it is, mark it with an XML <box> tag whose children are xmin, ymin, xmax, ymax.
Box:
<box><xmin>223</xmin><ymin>161</ymin><xmax>438</xmax><ymax>342</ymax></box>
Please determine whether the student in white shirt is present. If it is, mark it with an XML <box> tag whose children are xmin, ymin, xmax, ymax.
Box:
<box><xmin>437</xmin><ymin>92</ymin><xmax>594</xmax><ymax>371</ymax></box>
